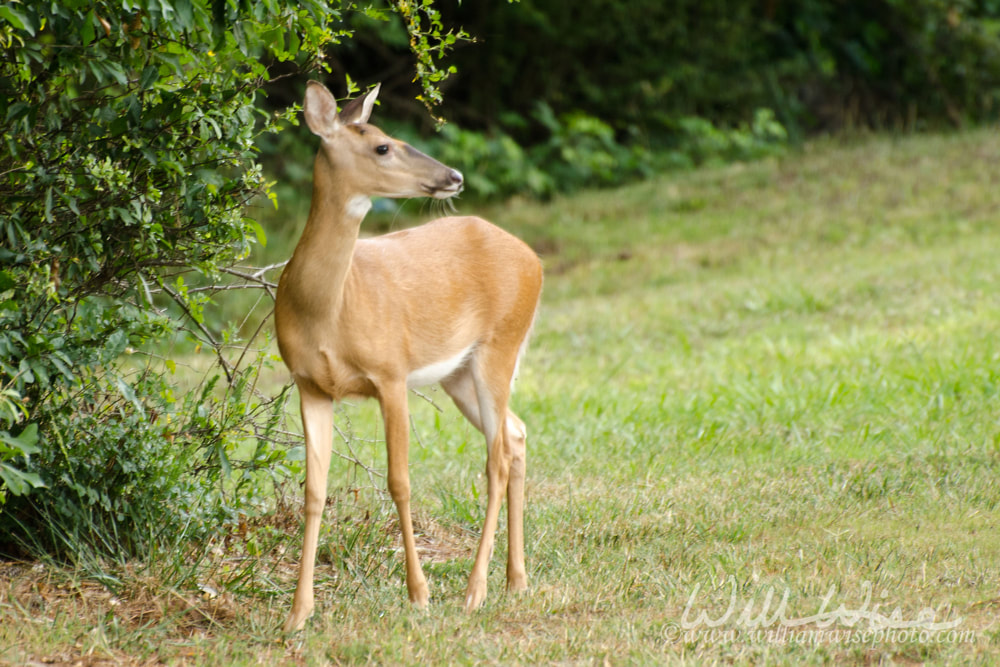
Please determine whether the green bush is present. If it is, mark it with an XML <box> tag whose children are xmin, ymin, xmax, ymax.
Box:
<box><xmin>431</xmin><ymin>123</ymin><xmax>553</xmax><ymax>199</ymax></box>
<box><xmin>670</xmin><ymin>108</ymin><xmax>790</xmax><ymax>166</ymax></box>
<box><xmin>389</xmin><ymin>106</ymin><xmax>788</xmax><ymax>201</ymax></box>
<box><xmin>0</xmin><ymin>0</ymin><xmax>459</xmax><ymax>561</ymax></box>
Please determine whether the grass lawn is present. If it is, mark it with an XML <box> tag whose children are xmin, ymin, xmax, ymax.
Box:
<box><xmin>3</xmin><ymin>129</ymin><xmax>1000</xmax><ymax>665</ymax></box>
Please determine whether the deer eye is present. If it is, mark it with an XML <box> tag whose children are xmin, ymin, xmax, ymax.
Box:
<box><xmin>375</xmin><ymin>144</ymin><xmax>390</xmax><ymax>156</ymax></box>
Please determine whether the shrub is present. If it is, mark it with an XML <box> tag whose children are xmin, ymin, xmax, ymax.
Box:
<box><xmin>391</xmin><ymin>106</ymin><xmax>789</xmax><ymax>201</ymax></box>
<box><xmin>0</xmin><ymin>0</ymin><xmax>459</xmax><ymax>562</ymax></box>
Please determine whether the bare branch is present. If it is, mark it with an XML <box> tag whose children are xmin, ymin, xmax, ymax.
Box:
<box><xmin>159</xmin><ymin>280</ymin><xmax>235</xmax><ymax>384</ymax></box>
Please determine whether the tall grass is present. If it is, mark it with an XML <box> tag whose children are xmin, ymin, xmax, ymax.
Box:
<box><xmin>3</xmin><ymin>129</ymin><xmax>1000</xmax><ymax>664</ymax></box>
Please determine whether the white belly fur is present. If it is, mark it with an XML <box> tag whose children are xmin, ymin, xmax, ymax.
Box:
<box><xmin>406</xmin><ymin>344</ymin><xmax>475</xmax><ymax>388</ymax></box>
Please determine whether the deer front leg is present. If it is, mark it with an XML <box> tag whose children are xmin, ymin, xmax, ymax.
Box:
<box><xmin>284</xmin><ymin>385</ymin><xmax>334</xmax><ymax>633</ymax></box>
<box><xmin>380</xmin><ymin>382</ymin><xmax>430</xmax><ymax>607</ymax></box>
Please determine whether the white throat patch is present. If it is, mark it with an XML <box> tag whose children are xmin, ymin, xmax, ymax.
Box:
<box><xmin>346</xmin><ymin>195</ymin><xmax>372</xmax><ymax>219</ymax></box>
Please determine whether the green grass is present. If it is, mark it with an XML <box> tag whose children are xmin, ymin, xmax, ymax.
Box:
<box><xmin>4</xmin><ymin>129</ymin><xmax>1000</xmax><ymax>664</ymax></box>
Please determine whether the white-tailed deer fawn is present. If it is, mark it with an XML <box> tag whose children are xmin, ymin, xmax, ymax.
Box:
<box><xmin>274</xmin><ymin>81</ymin><xmax>543</xmax><ymax>632</ymax></box>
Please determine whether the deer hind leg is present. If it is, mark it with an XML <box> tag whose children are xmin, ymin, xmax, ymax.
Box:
<box><xmin>504</xmin><ymin>410</ymin><xmax>528</xmax><ymax>593</ymax></box>
<box><xmin>284</xmin><ymin>383</ymin><xmax>334</xmax><ymax>633</ymax></box>
<box><xmin>441</xmin><ymin>349</ymin><xmax>525</xmax><ymax>612</ymax></box>
<box><xmin>379</xmin><ymin>381</ymin><xmax>430</xmax><ymax>607</ymax></box>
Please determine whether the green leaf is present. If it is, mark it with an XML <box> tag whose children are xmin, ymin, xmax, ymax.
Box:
<box><xmin>0</xmin><ymin>423</ymin><xmax>40</xmax><ymax>456</ymax></box>
<box><xmin>5</xmin><ymin>101</ymin><xmax>29</xmax><ymax>124</ymax></box>
<box><xmin>115</xmin><ymin>376</ymin><xmax>142</xmax><ymax>412</ymax></box>
<box><xmin>0</xmin><ymin>463</ymin><xmax>46</xmax><ymax>496</ymax></box>
<box><xmin>50</xmin><ymin>353</ymin><xmax>74</xmax><ymax>381</ymax></box>
<box><xmin>106</xmin><ymin>61</ymin><xmax>129</xmax><ymax>86</ymax></box>
<box><xmin>81</xmin><ymin>10</ymin><xmax>96</xmax><ymax>46</ymax></box>
<box><xmin>286</xmin><ymin>29</ymin><xmax>300</xmax><ymax>58</ymax></box>
<box><xmin>139</xmin><ymin>64</ymin><xmax>159</xmax><ymax>90</ymax></box>
<box><xmin>0</xmin><ymin>6</ymin><xmax>34</xmax><ymax>36</ymax></box>
<box><xmin>246</xmin><ymin>218</ymin><xmax>267</xmax><ymax>247</ymax></box>
<box><xmin>174</xmin><ymin>0</ymin><xmax>195</xmax><ymax>30</ymax></box>
<box><xmin>217</xmin><ymin>442</ymin><xmax>232</xmax><ymax>478</ymax></box>
<box><xmin>44</xmin><ymin>187</ymin><xmax>54</xmax><ymax>222</ymax></box>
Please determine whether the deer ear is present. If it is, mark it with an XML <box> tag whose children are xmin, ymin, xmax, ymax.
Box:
<box><xmin>338</xmin><ymin>83</ymin><xmax>381</xmax><ymax>125</ymax></box>
<box><xmin>303</xmin><ymin>81</ymin><xmax>341</xmax><ymax>137</ymax></box>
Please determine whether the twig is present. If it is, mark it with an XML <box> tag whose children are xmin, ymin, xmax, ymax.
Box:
<box><xmin>159</xmin><ymin>281</ymin><xmax>235</xmax><ymax>383</ymax></box>
<box><xmin>411</xmin><ymin>388</ymin><xmax>444</xmax><ymax>413</ymax></box>
<box><xmin>160</xmin><ymin>257</ymin><xmax>392</xmax><ymax>499</ymax></box>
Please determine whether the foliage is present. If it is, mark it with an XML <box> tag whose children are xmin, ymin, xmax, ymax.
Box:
<box><xmin>0</xmin><ymin>0</ymin><xmax>460</xmax><ymax>559</ymax></box>
<box><xmin>432</xmin><ymin>0</ymin><xmax>1000</xmax><ymax>133</ymax></box>
<box><xmin>299</xmin><ymin>0</ymin><xmax>1000</xmax><ymax>199</ymax></box>
<box><xmin>399</xmin><ymin>106</ymin><xmax>788</xmax><ymax>200</ymax></box>
<box><xmin>668</xmin><ymin>108</ymin><xmax>790</xmax><ymax>166</ymax></box>
<box><xmin>0</xmin><ymin>387</ymin><xmax>43</xmax><ymax>504</ymax></box>
<box><xmin>769</xmin><ymin>0</ymin><xmax>1000</xmax><ymax>130</ymax></box>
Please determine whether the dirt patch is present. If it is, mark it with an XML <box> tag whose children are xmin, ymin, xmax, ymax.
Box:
<box><xmin>411</xmin><ymin>516</ymin><xmax>476</xmax><ymax>564</ymax></box>
<box><xmin>0</xmin><ymin>559</ymin><xmax>240</xmax><ymax>632</ymax></box>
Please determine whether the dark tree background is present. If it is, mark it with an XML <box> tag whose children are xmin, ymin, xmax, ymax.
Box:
<box><xmin>274</xmin><ymin>0</ymin><xmax>1000</xmax><ymax>199</ymax></box>
<box><xmin>317</xmin><ymin>0</ymin><xmax>1000</xmax><ymax>137</ymax></box>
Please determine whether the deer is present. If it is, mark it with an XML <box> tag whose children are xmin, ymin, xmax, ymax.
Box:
<box><xmin>274</xmin><ymin>80</ymin><xmax>543</xmax><ymax>633</ymax></box>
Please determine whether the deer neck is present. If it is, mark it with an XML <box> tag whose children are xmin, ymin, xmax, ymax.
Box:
<box><xmin>280</xmin><ymin>157</ymin><xmax>371</xmax><ymax>321</ymax></box>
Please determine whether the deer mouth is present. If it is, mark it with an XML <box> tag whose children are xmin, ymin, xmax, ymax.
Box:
<box><xmin>422</xmin><ymin>168</ymin><xmax>464</xmax><ymax>199</ymax></box>
<box><xmin>424</xmin><ymin>182</ymin><xmax>464</xmax><ymax>199</ymax></box>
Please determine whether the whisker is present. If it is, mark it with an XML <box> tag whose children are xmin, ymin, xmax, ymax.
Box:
<box><xmin>389</xmin><ymin>199</ymin><xmax>409</xmax><ymax>231</ymax></box>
